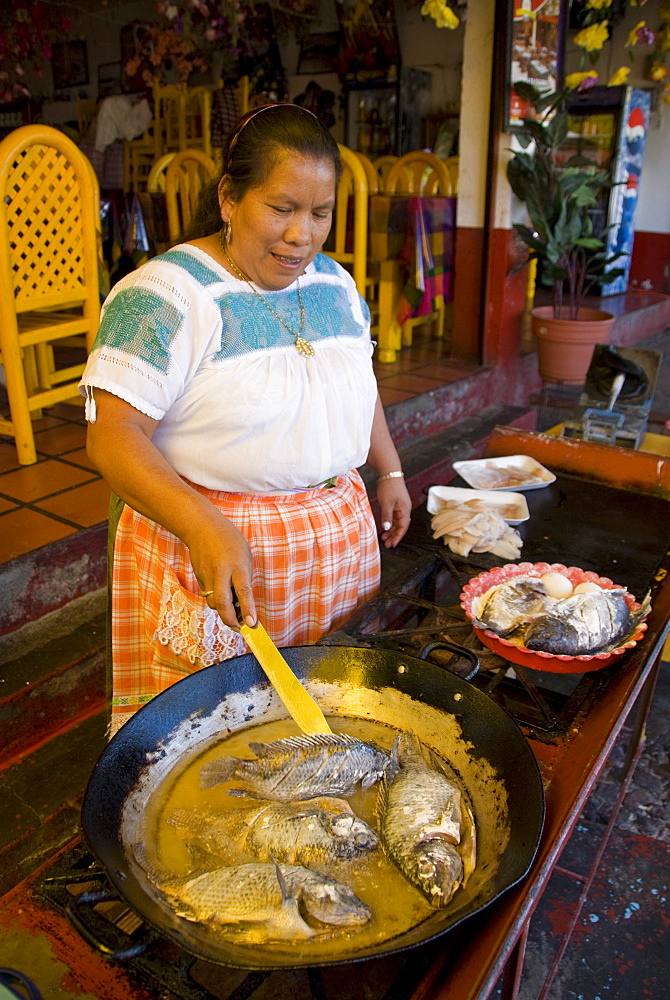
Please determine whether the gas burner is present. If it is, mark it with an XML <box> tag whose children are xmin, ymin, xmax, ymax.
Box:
<box><xmin>32</xmin><ymin>843</ymin><xmax>454</xmax><ymax>1000</ymax></box>
<box><xmin>320</xmin><ymin>552</ymin><xmax>614</xmax><ymax>743</ymax></box>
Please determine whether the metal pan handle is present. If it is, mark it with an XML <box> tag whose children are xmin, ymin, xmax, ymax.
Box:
<box><xmin>66</xmin><ymin>889</ymin><xmax>158</xmax><ymax>961</ymax></box>
<box><xmin>416</xmin><ymin>639</ymin><xmax>480</xmax><ymax>681</ymax></box>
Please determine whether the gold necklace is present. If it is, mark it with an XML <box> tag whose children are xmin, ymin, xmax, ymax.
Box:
<box><xmin>220</xmin><ymin>236</ymin><xmax>315</xmax><ymax>358</ymax></box>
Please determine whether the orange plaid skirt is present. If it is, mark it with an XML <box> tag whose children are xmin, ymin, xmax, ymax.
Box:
<box><xmin>110</xmin><ymin>470</ymin><xmax>380</xmax><ymax>733</ymax></box>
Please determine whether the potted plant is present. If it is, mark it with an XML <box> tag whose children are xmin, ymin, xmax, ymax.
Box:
<box><xmin>507</xmin><ymin>81</ymin><xmax>625</xmax><ymax>384</ymax></box>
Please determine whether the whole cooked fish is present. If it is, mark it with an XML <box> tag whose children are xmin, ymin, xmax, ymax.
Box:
<box><xmin>378</xmin><ymin>733</ymin><xmax>476</xmax><ymax>908</ymax></box>
<box><xmin>523</xmin><ymin>587</ymin><xmax>647</xmax><ymax>655</ymax></box>
<box><xmin>167</xmin><ymin>796</ymin><xmax>379</xmax><ymax>865</ymax></box>
<box><xmin>475</xmin><ymin>576</ymin><xmax>549</xmax><ymax>637</ymax></box>
<box><xmin>200</xmin><ymin>733</ymin><xmax>390</xmax><ymax>801</ymax></box>
<box><xmin>134</xmin><ymin>848</ymin><xmax>372</xmax><ymax>942</ymax></box>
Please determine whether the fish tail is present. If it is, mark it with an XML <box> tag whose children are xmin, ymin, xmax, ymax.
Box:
<box><xmin>199</xmin><ymin>756</ymin><xmax>238</xmax><ymax>789</ymax></box>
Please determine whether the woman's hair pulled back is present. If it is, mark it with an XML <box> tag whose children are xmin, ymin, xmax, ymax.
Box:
<box><xmin>185</xmin><ymin>104</ymin><xmax>341</xmax><ymax>240</ymax></box>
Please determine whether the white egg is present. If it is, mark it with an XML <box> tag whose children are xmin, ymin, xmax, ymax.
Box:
<box><xmin>573</xmin><ymin>581</ymin><xmax>602</xmax><ymax>594</ymax></box>
<box><xmin>540</xmin><ymin>571</ymin><xmax>574</xmax><ymax>599</ymax></box>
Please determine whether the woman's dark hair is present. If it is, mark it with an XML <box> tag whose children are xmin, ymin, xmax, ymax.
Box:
<box><xmin>184</xmin><ymin>104</ymin><xmax>342</xmax><ymax>240</ymax></box>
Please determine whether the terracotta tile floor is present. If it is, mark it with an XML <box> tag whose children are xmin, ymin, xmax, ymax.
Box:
<box><xmin>0</xmin><ymin>333</ymin><xmax>473</xmax><ymax>565</ymax></box>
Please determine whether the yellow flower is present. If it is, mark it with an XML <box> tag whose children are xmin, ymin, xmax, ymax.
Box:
<box><xmin>421</xmin><ymin>0</ymin><xmax>459</xmax><ymax>29</ymax></box>
<box><xmin>625</xmin><ymin>20</ymin><xmax>646</xmax><ymax>46</ymax></box>
<box><xmin>586</xmin><ymin>0</ymin><xmax>613</xmax><ymax>9</ymax></box>
<box><xmin>649</xmin><ymin>61</ymin><xmax>669</xmax><ymax>80</ymax></box>
<box><xmin>574</xmin><ymin>21</ymin><xmax>610</xmax><ymax>52</ymax></box>
<box><xmin>608</xmin><ymin>66</ymin><xmax>631</xmax><ymax>85</ymax></box>
<box><xmin>565</xmin><ymin>70</ymin><xmax>599</xmax><ymax>89</ymax></box>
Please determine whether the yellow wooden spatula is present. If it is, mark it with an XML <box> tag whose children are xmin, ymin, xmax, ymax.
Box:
<box><xmin>235</xmin><ymin>597</ymin><xmax>332</xmax><ymax>735</ymax></box>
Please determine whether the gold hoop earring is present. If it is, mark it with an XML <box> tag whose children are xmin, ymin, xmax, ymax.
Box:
<box><xmin>221</xmin><ymin>219</ymin><xmax>232</xmax><ymax>245</ymax></box>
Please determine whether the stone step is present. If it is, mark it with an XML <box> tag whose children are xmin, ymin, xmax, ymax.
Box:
<box><xmin>0</xmin><ymin>593</ymin><xmax>107</xmax><ymax>765</ymax></box>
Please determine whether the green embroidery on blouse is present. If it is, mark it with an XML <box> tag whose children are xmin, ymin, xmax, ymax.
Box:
<box><xmin>93</xmin><ymin>287</ymin><xmax>185</xmax><ymax>374</ymax></box>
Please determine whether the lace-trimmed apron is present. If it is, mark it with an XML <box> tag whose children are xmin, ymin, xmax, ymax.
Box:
<box><xmin>107</xmin><ymin>470</ymin><xmax>380</xmax><ymax>737</ymax></box>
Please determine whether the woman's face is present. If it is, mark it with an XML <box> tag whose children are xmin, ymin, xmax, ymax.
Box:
<box><xmin>220</xmin><ymin>152</ymin><xmax>336</xmax><ymax>291</ymax></box>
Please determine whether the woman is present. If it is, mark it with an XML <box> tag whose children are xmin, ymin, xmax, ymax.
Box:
<box><xmin>80</xmin><ymin>104</ymin><xmax>411</xmax><ymax>735</ymax></box>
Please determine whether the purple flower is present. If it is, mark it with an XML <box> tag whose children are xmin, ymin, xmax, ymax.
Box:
<box><xmin>579</xmin><ymin>75</ymin><xmax>598</xmax><ymax>92</ymax></box>
<box><xmin>636</xmin><ymin>26</ymin><xmax>655</xmax><ymax>45</ymax></box>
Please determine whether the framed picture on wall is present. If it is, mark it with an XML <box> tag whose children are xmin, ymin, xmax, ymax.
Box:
<box><xmin>52</xmin><ymin>40</ymin><xmax>89</xmax><ymax>90</ymax></box>
<box><xmin>504</xmin><ymin>0</ymin><xmax>567</xmax><ymax>130</ymax></box>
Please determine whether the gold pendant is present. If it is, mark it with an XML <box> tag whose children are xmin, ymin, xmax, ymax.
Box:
<box><xmin>295</xmin><ymin>336</ymin><xmax>315</xmax><ymax>358</ymax></box>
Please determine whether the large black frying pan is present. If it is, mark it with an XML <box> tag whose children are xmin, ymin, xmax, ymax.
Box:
<box><xmin>78</xmin><ymin>645</ymin><xmax>544</xmax><ymax>969</ymax></box>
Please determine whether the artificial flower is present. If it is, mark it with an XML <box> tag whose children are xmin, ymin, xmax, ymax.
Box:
<box><xmin>649</xmin><ymin>60</ymin><xmax>669</xmax><ymax>80</ymax></box>
<box><xmin>421</xmin><ymin>0</ymin><xmax>459</xmax><ymax>30</ymax></box>
<box><xmin>566</xmin><ymin>70</ymin><xmax>599</xmax><ymax>90</ymax></box>
<box><xmin>574</xmin><ymin>21</ymin><xmax>610</xmax><ymax>52</ymax></box>
<box><xmin>626</xmin><ymin>20</ymin><xmax>651</xmax><ymax>46</ymax></box>
<box><xmin>608</xmin><ymin>66</ymin><xmax>631</xmax><ymax>85</ymax></box>
<box><xmin>586</xmin><ymin>0</ymin><xmax>613</xmax><ymax>9</ymax></box>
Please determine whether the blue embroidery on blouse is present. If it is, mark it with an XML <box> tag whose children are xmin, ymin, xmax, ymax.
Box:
<box><xmin>92</xmin><ymin>287</ymin><xmax>184</xmax><ymax>374</ymax></box>
<box><xmin>159</xmin><ymin>248</ymin><xmax>223</xmax><ymax>287</ymax></box>
<box><xmin>212</xmin><ymin>279</ymin><xmax>366</xmax><ymax>360</ymax></box>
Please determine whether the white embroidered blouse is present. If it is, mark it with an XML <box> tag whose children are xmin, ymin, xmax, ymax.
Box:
<box><xmin>79</xmin><ymin>245</ymin><xmax>378</xmax><ymax>494</ymax></box>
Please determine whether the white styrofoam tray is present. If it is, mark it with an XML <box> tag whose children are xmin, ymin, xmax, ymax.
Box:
<box><xmin>426</xmin><ymin>485</ymin><xmax>530</xmax><ymax>525</ymax></box>
<box><xmin>451</xmin><ymin>454</ymin><xmax>556</xmax><ymax>492</ymax></box>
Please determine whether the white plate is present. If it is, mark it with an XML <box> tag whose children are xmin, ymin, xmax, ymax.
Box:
<box><xmin>451</xmin><ymin>455</ymin><xmax>556</xmax><ymax>492</ymax></box>
<box><xmin>427</xmin><ymin>485</ymin><xmax>530</xmax><ymax>525</ymax></box>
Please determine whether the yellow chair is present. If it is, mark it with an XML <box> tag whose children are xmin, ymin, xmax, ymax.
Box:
<box><xmin>164</xmin><ymin>149</ymin><xmax>218</xmax><ymax>242</ymax></box>
<box><xmin>0</xmin><ymin>125</ymin><xmax>101</xmax><ymax>465</ymax></box>
<box><xmin>160</xmin><ymin>83</ymin><xmax>213</xmax><ymax>158</ymax></box>
<box><xmin>383</xmin><ymin>151</ymin><xmax>452</xmax><ymax>348</ymax></box>
<box><xmin>372</xmin><ymin>155</ymin><xmax>398</xmax><ymax>190</ymax></box>
<box><xmin>444</xmin><ymin>155</ymin><xmax>459</xmax><ymax>196</ymax></box>
<box><xmin>355</xmin><ymin>151</ymin><xmax>379</xmax><ymax>195</ymax></box>
<box><xmin>76</xmin><ymin>98</ymin><xmax>98</xmax><ymax>139</ymax></box>
<box><xmin>323</xmin><ymin>144</ymin><xmax>369</xmax><ymax>298</ymax></box>
<box><xmin>384</xmin><ymin>150</ymin><xmax>453</xmax><ymax>196</ymax></box>
<box><xmin>147</xmin><ymin>152</ymin><xmax>175</xmax><ymax>193</ymax></box>
<box><xmin>123</xmin><ymin>89</ymin><xmax>165</xmax><ymax>193</ymax></box>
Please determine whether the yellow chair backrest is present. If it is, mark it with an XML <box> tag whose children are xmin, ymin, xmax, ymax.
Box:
<box><xmin>0</xmin><ymin>125</ymin><xmax>100</xmax><ymax>463</ymax></box>
<box><xmin>384</xmin><ymin>150</ymin><xmax>453</xmax><ymax>196</ymax></box>
<box><xmin>147</xmin><ymin>152</ymin><xmax>175</xmax><ymax>193</ymax></box>
<box><xmin>355</xmin><ymin>151</ymin><xmax>379</xmax><ymax>195</ymax></box>
<box><xmin>372</xmin><ymin>155</ymin><xmax>398</xmax><ymax>189</ymax></box>
<box><xmin>76</xmin><ymin>98</ymin><xmax>98</xmax><ymax>138</ymax></box>
<box><xmin>165</xmin><ymin>148</ymin><xmax>218</xmax><ymax>242</ymax></box>
<box><xmin>323</xmin><ymin>144</ymin><xmax>368</xmax><ymax>297</ymax></box>
<box><xmin>444</xmin><ymin>155</ymin><xmax>459</xmax><ymax>196</ymax></box>
<box><xmin>155</xmin><ymin>82</ymin><xmax>213</xmax><ymax>158</ymax></box>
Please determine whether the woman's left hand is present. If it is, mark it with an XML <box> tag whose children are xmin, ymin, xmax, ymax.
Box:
<box><xmin>377</xmin><ymin>478</ymin><xmax>412</xmax><ymax>548</ymax></box>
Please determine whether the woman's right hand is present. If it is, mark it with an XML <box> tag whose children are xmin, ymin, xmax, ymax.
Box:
<box><xmin>86</xmin><ymin>389</ymin><xmax>258</xmax><ymax>631</ymax></box>
<box><xmin>184</xmin><ymin>511</ymin><xmax>257</xmax><ymax>631</ymax></box>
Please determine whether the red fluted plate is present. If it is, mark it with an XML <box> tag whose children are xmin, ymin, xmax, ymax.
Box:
<box><xmin>459</xmin><ymin>562</ymin><xmax>648</xmax><ymax>674</ymax></box>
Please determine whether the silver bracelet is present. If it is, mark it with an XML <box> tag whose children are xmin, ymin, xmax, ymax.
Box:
<box><xmin>377</xmin><ymin>471</ymin><xmax>404</xmax><ymax>483</ymax></box>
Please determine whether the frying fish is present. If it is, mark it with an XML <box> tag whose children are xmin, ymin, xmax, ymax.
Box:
<box><xmin>134</xmin><ymin>848</ymin><xmax>372</xmax><ymax>942</ymax></box>
<box><xmin>378</xmin><ymin>733</ymin><xmax>476</xmax><ymax>908</ymax></box>
<box><xmin>200</xmin><ymin>733</ymin><xmax>390</xmax><ymax>801</ymax></box>
<box><xmin>523</xmin><ymin>587</ymin><xmax>648</xmax><ymax>655</ymax></box>
<box><xmin>167</xmin><ymin>796</ymin><xmax>379</xmax><ymax>865</ymax></box>
<box><xmin>474</xmin><ymin>576</ymin><xmax>549</xmax><ymax>636</ymax></box>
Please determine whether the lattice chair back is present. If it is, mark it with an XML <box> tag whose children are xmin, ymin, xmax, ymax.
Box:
<box><xmin>0</xmin><ymin>125</ymin><xmax>101</xmax><ymax>464</ymax></box>
<box><xmin>321</xmin><ymin>144</ymin><xmax>369</xmax><ymax>298</ymax></box>
<box><xmin>384</xmin><ymin>150</ymin><xmax>452</xmax><ymax>196</ymax></box>
<box><xmin>164</xmin><ymin>148</ymin><xmax>218</xmax><ymax>243</ymax></box>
